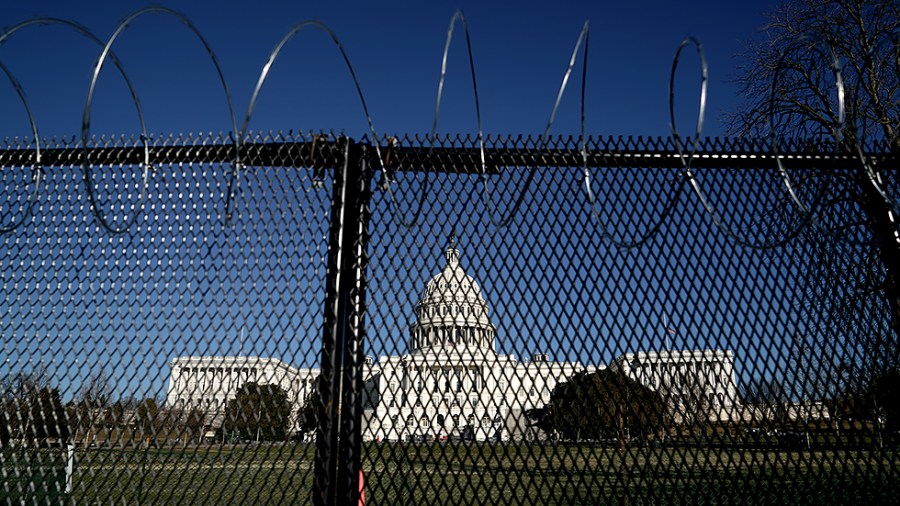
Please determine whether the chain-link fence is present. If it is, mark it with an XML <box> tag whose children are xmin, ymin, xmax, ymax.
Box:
<box><xmin>1</xmin><ymin>132</ymin><xmax>898</xmax><ymax>505</ymax></box>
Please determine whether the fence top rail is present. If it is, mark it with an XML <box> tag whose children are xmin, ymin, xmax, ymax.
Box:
<box><xmin>0</xmin><ymin>135</ymin><xmax>894</xmax><ymax>171</ymax></box>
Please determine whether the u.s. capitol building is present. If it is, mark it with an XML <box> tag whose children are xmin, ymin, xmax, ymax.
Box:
<box><xmin>167</xmin><ymin>237</ymin><xmax>738</xmax><ymax>441</ymax></box>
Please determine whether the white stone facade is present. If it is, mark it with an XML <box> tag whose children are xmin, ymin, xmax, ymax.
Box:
<box><xmin>166</xmin><ymin>356</ymin><xmax>318</xmax><ymax>432</ymax></box>
<box><xmin>610</xmin><ymin>350</ymin><xmax>738</xmax><ymax>422</ymax></box>
<box><xmin>166</xmin><ymin>237</ymin><xmax>741</xmax><ymax>439</ymax></box>
<box><xmin>366</xmin><ymin>237</ymin><xmax>595</xmax><ymax>442</ymax></box>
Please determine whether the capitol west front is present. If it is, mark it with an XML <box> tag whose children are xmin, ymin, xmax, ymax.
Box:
<box><xmin>167</xmin><ymin>238</ymin><xmax>738</xmax><ymax>441</ymax></box>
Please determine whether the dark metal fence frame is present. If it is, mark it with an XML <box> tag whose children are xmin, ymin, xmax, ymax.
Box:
<box><xmin>1</xmin><ymin>134</ymin><xmax>897</xmax><ymax>505</ymax></box>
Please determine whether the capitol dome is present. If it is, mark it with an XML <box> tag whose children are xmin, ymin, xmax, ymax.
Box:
<box><xmin>409</xmin><ymin>235</ymin><xmax>497</xmax><ymax>352</ymax></box>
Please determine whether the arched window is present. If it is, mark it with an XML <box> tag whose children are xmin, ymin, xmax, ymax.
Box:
<box><xmin>467</xmin><ymin>414</ymin><xmax>476</xmax><ymax>427</ymax></box>
<box><xmin>436</xmin><ymin>414</ymin><xmax>445</xmax><ymax>426</ymax></box>
<box><xmin>451</xmin><ymin>414</ymin><xmax>460</xmax><ymax>427</ymax></box>
<box><xmin>406</xmin><ymin>415</ymin><xmax>416</xmax><ymax>427</ymax></box>
<box><xmin>482</xmin><ymin>416</ymin><xmax>491</xmax><ymax>428</ymax></box>
<box><xmin>420</xmin><ymin>416</ymin><xmax>429</xmax><ymax>428</ymax></box>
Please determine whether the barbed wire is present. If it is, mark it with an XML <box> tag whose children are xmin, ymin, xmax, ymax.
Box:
<box><xmin>669</xmin><ymin>37</ymin><xmax>807</xmax><ymax>251</ymax></box>
<box><xmin>241</xmin><ymin>19</ymin><xmax>384</xmax><ymax>194</ymax></box>
<box><xmin>82</xmin><ymin>6</ymin><xmax>237</xmax><ymax>234</ymax></box>
<box><xmin>378</xmin><ymin>10</ymin><xmax>485</xmax><ymax>230</ymax></box>
<box><xmin>0</xmin><ymin>17</ymin><xmax>148</xmax><ymax>234</ymax></box>
<box><xmin>0</xmin><ymin>7</ymin><xmax>896</xmax><ymax>245</ymax></box>
<box><xmin>0</xmin><ymin>59</ymin><xmax>38</xmax><ymax>234</ymax></box>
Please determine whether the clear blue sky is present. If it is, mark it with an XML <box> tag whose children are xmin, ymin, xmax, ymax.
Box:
<box><xmin>0</xmin><ymin>0</ymin><xmax>777</xmax><ymax>139</ymax></box>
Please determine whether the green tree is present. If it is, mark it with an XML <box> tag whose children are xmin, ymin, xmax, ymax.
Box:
<box><xmin>223</xmin><ymin>382</ymin><xmax>291</xmax><ymax>442</ymax></box>
<box><xmin>2</xmin><ymin>388</ymin><xmax>69</xmax><ymax>444</ymax></box>
<box><xmin>298</xmin><ymin>388</ymin><xmax>320</xmax><ymax>436</ymax></box>
<box><xmin>27</xmin><ymin>388</ymin><xmax>69</xmax><ymax>443</ymax></box>
<box><xmin>105</xmin><ymin>401</ymin><xmax>127</xmax><ymax>428</ymax></box>
<box><xmin>540</xmin><ymin>370</ymin><xmax>667</xmax><ymax>448</ymax></box>
<box><xmin>0</xmin><ymin>370</ymin><xmax>68</xmax><ymax>444</ymax></box>
<box><xmin>169</xmin><ymin>408</ymin><xmax>206</xmax><ymax>443</ymax></box>
<box><xmin>740</xmin><ymin>376</ymin><xmax>789</xmax><ymax>427</ymax></box>
<box><xmin>729</xmin><ymin>0</ymin><xmax>900</xmax><ymax>408</ymax></box>
<box><xmin>0</xmin><ymin>404</ymin><xmax>9</xmax><ymax>446</ymax></box>
<box><xmin>135</xmin><ymin>398</ymin><xmax>161</xmax><ymax>445</ymax></box>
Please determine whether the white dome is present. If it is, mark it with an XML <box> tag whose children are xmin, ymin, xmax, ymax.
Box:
<box><xmin>409</xmin><ymin>236</ymin><xmax>496</xmax><ymax>352</ymax></box>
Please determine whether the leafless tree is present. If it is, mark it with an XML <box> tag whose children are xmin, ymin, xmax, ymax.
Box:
<box><xmin>72</xmin><ymin>370</ymin><xmax>115</xmax><ymax>446</ymax></box>
<box><xmin>1</xmin><ymin>366</ymin><xmax>50</xmax><ymax>400</ymax></box>
<box><xmin>729</xmin><ymin>0</ymin><xmax>900</xmax><ymax>404</ymax></box>
<box><xmin>741</xmin><ymin>376</ymin><xmax>789</xmax><ymax>427</ymax></box>
<box><xmin>76</xmin><ymin>370</ymin><xmax>114</xmax><ymax>409</ymax></box>
<box><xmin>728</xmin><ymin>0</ymin><xmax>899</xmax><ymax>145</ymax></box>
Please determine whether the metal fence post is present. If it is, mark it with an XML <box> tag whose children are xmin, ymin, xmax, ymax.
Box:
<box><xmin>337</xmin><ymin>142</ymin><xmax>372</xmax><ymax>506</ymax></box>
<box><xmin>314</xmin><ymin>138</ymin><xmax>371</xmax><ymax>506</ymax></box>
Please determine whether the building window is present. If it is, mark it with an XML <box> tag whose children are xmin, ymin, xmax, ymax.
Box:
<box><xmin>451</xmin><ymin>414</ymin><xmax>460</xmax><ymax>427</ymax></box>
<box><xmin>406</xmin><ymin>415</ymin><xmax>416</xmax><ymax>427</ymax></box>
<box><xmin>530</xmin><ymin>387</ymin><xmax>537</xmax><ymax>397</ymax></box>
<box><xmin>420</xmin><ymin>416</ymin><xmax>429</xmax><ymax>428</ymax></box>
<box><xmin>470</xmin><ymin>395</ymin><xmax>478</xmax><ymax>406</ymax></box>
<box><xmin>482</xmin><ymin>416</ymin><xmax>491</xmax><ymax>428</ymax></box>
<box><xmin>437</xmin><ymin>414</ymin><xmax>445</xmax><ymax>426</ymax></box>
<box><xmin>390</xmin><ymin>415</ymin><xmax>398</xmax><ymax>427</ymax></box>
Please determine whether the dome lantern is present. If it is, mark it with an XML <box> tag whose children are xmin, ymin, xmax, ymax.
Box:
<box><xmin>446</xmin><ymin>231</ymin><xmax>460</xmax><ymax>268</ymax></box>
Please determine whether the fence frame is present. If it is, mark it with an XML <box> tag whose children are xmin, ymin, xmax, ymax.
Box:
<box><xmin>1</xmin><ymin>134</ymin><xmax>897</xmax><ymax>506</ymax></box>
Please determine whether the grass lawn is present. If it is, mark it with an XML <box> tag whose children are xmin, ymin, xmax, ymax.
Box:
<box><xmin>3</xmin><ymin>444</ymin><xmax>898</xmax><ymax>505</ymax></box>
<box><xmin>1</xmin><ymin>448</ymin><xmax>68</xmax><ymax>506</ymax></box>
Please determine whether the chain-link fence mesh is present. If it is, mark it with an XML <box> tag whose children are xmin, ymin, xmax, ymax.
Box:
<box><xmin>1</xmin><ymin>132</ymin><xmax>898</xmax><ymax>505</ymax></box>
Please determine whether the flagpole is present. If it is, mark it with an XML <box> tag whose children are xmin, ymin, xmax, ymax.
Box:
<box><xmin>663</xmin><ymin>314</ymin><xmax>671</xmax><ymax>351</ymax></box>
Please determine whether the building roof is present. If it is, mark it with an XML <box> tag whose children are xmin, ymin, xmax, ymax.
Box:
<box><xmin>413</xmin><ymin>234</ymin><xmax>493</xmax><ymax>329</ymax></box>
